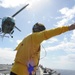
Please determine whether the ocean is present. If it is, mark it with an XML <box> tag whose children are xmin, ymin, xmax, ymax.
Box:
<box><xmin>55</xmin><ymin>69</ymin><xmax>75</xmax><ymax>75</ymax></box>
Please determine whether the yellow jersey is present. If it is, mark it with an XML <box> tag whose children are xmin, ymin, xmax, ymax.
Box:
<box><xmin>11</xmin><ymin>26</ymin><xmax>69</xmax><ymax>75</ymax></box>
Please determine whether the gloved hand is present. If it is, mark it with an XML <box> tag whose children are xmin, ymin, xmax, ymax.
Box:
<box><xmin>69</xmin><ymin>23</ymin><xmax>75</xmax><ymax>30</ymax></box>
<box><xmin>28</xmin><ymin>64</ymin><xmax>34</xmax><ymax>75</ymax></box>
<box><xmin>27</xmin><ymin>59</ymin><xmax>35</xmax><ymax>75</ymax></box>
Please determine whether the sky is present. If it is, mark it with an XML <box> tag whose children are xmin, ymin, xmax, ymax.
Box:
<box><xmin>0</xmin><ymin>0</ymin><xmax>75</xmax><ymax>70</ymax></box>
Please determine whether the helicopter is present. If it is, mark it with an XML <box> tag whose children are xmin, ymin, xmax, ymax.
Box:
<box><xmin>0</xmin><ymin>4</ymin><xmax>29</xmax><ymax>38</ymax></box>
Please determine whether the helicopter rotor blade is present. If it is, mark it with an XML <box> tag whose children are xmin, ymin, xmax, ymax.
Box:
<box><xmin>12</xmin><ymin>4</ymin><xmax>29</xmax><ymax>17</ymax></box>
<box><xmin>15</xmin><ymin>26</ymin><xmax>21</xmax><ymax>32</ymax></box>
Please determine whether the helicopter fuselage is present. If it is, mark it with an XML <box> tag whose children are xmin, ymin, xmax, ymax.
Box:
<box><xmin>2</xmin><ymin>17</ymin><xmax>15</xmax><ymax>34</ymax></box>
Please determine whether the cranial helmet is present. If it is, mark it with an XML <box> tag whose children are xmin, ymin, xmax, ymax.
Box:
<box><xmin>32</xmin><ymin>22</ymin><xmax>46</xmax><ymax>32</ymax></box>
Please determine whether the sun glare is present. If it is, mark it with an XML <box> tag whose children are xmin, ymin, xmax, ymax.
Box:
<box><xmin>26</xmin><ymin>0</ymin><xmax>50</xmax><ymax>11</ymax></box>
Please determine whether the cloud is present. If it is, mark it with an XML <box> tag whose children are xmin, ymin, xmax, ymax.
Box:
<box><xmin>0</xmin><ymin>0</ymin><xmax>27</xmax><ymax>8</ymax></box>
<box><xmin>0</xmin><ymin>0</ymin><xmax>50</xmax><ymax>12</ymax></box>
<box><xmin>50</xmin><ymin>54</ymin><xmax>75</xmax><ymax>70</ymax></box>
<box><xmin>0</xmin><ymin>48</ymin><xmax>16</xmax><ymax>64</ymax></box>
<box><xmin>47</xmin><ymin>38</ymin><xmax>58</xmax><ymax>44</ymax></box>
<box><xmin>56</xmin><ymin>6</ymin><xmax>75</xmax><ymax>27</ymax></box>
<box><xmin>40</xmin><ymin>53</ymin><xmax>75</xmax><ymax>70</ymax></box>
<box><xmin>16</xmin><ymin>40</ymin><xmax>22</xmax><ymax>44</ymax></box>
<box><xmin>0</xmin><ymin>39</ymin><xmax>22</xmax><ymax>64</ymax></box>
<box><xmin>45</xmin><ymin>36</ymin><xmax>75</xmax><ymax>53</ymax></box>
<box><xmin>41</xmin><ymin>38</ymin><xmax>58</xmax><ymax>46</ymax></box>
<box><xmin>59</xmin><ymin>54</ymin><xmax>75</xmax><ymax>66</ymax></box>
<box><xmin>71</xmin><ymin>30</ymin><xmax>75</xmax><ymax>41</ymax></box>
<box><xmin>46</xmin><ymin>42</ymin><xmax>65</xmax><ymax>51</ymax></box>
<box><xmin>27</xmin><ymin>0</ymin><xmax>50</xmax><ymax>11</ymax></box>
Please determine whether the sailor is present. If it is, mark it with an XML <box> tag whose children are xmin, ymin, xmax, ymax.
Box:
<box><xmin>10</xmin><ymin>22</ymin><xmax>75</xmax><ymax>75</ymax></box>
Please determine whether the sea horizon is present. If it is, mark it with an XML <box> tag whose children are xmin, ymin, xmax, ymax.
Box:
<box><xmin>55</xmin><ymin>69</ymin><xmax>75</xmax><ymax>75</ymax></box>
<box><xmin>0</xmin><ymin>64</ymin><xmax>75</xmax><ymax>75</ymax></box>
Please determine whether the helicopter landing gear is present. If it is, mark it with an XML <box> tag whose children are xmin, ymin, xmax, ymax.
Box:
<box><xmin>11</xmin><ymin>36</ymin><xmax>13</xmax><ymax>38</ymax></box>
<box><xmin>10</xmin><ymin>33</ymin><xmax>13</xmax><ymax>38</ymax></box>
<box><xmin>10</xmin><ymin>35</ymin><xmax>13</xmax><ymax>38</ymax></box>
<box><xmin>11</xmin><ymin>30</ymin><xmax>14</xmax><ymax>34</ymax></box>
<box><xmin>9</xmin><ymin>30</ymin><xmax>14</xmax><ymax>38</ymax></box>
